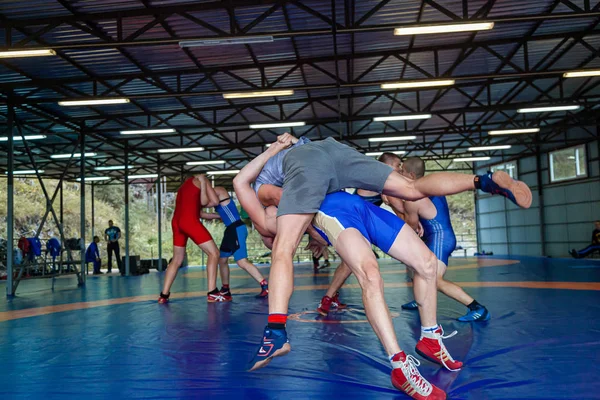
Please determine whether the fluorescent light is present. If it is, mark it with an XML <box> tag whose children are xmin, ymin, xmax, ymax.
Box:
<box><xmin>563</xmin><ymin>70</ymin><xmax>600</xmax><ymax>78</ymax></box>
<box><xmin>5</xmin><ymin>170</ymin><xmax>45</xmax><ymax>175</ymax></box>
<box><xmin>58</xmin><ymin>98</ymin><xmax>130</xmax><ymax>106</ymax></box>
<box><xmin>394</xmin><ymin>22</ymin><xmax>494</xmax><ymax>36</ymax></box>
<box><xmin>76</xmin><ymin>176</ymin><xmax>110</xmax><ymax>182</ymax></box>
<box><xmin>157</xmin><ymin>147</ymin><xmax>205</xmax><ymax>154</ymax></box>
<box><xmin>468</xmin><ymin>145</ymin><xmax>512</xmax><ymax>151</ymax></box>
<box><xmin>249</xmin><ymin>121</ymin><xmax>306</xmax><ymax>129</ymax></box>
<box><xmin>373</xmin><ymin>114</ymin><xmax>431</xmax><ymax>122</ymax></box>
<box><xmin>0</xmin><ymin>49</ymin><xmax>56</xmax><ymax>58</ymax></box>
<box><xmin>180</xmin><ymin>36</ymin><xmax>274</xmax><ymax>48</ymax></box>
<box><xmin>186</xmin><ymin>160</ymin><xmax>226</xmax><ymax>166</ymax></box>
<box><xmin>368</xmin><ymin>136</ymin><xmax>417</xmax><ymax>142</ymax></box>
<box><xmin>206</xmin><ymin>170</ymin><xmax>240</xmax><ymax>175</ymax></box>
<box><xmin>94</xmin><ymin>165</ymin><xmax>134</xmax><ymax>171</ymax></box>
<box><xmin>224</xmin><ymin>90</ymin><xmax>294</xmax><ymax>99</ymax></box>
<box><xmin>51</xmin><ymin>152</ymin><xmax>97</xmax><ymax>159</ymax></box>
<box><xmin>120</xmin><ymin>129</ymin><xmax>175</xmax><ymax>135</ymax></box>
<box><xmin>381</xmin><ymin>80</ymin><xmax>455</xmax><ymax>90</ymax></box>
<box><xmin>517</xmin><ymin>105</ymin><xmax>580</xmax><ymax>113</ymax></box>
<box><xmin>452</xmin><ymin>156</ymin><xmax>491</xmax><ymax>163</ymax></box>
<box><xmin>365</xmin><ymin>151</ymin><xmax>406</xmax><ymax>156</ymax></box>
<box><xmin>0</xmin><ymin>135</ymin><xmax>46</xmax><ymax>142</ymax></box>
<box><xmin>128</xmin><ymin>174</ymin><xmax>158</xmax><ymax>180</ymax></box>
<box><xmin>489</xmin><ymin>128</ymin><xmax>539</xmax><ymax>135</ymax></box>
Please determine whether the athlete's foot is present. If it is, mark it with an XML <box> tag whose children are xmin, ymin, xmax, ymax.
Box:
<box><xmin>391</xmin><ymin>352</ymin><xmax>446</xmax><ymax>399</ymax></box>
<box><xmin>256</xmin><ymin>283</ymin><xmax>269</xmax><ymax>299</ymax></box>
<box><xmin>219</xmin><ymin>287</ymin><xmax>233</xmax><ymax>302</ymax></box>
<box><xmin>331</xmin><ymin>292</ymin><xmax>347</xmax><ymax>309</ymax></box>
<box><xmin>208</xmin><ymin>289</ymin><xmax>232</xmax><ymax>302</ymax></box>
<box><xmin>320</xmin><ymin>260</ymin><xmax>331</xmax><ymax>269</ymax></box>
<box><xmin>477</xmin><ymin>170</ymin><xmax>532</xmax><ymax>209</ymax></box>
<box><xmin>317</xmin><ymin>295</ymin><xmax>333</xmax><ymax>316</ymax></box>
<box><xmin>248</xmin><ymin>326</ymin><xmax>291</xmax><ymax>371</ymax></box>
<box><xmin>158</xmin><ymin>292</ymin><xmax>170</xmax><ymax>304</ymax></box>
<box><xmin>401</xmin><ymin>300</ymin><xmax>419</xmax><ymax>310</ymax></box>
<box><xmin>415</xmin><ymin>326</ymin><xmax>463</xmax><ymax>371</ymax></box>
<box><xmin>570</xmin><ymin>249</ymin><xmax>580</xmax><ymax>259</ymax></box>
<box><xmin>458</xmin><ymin>305</ymin><xmax>490</xmax><ymax>322</ymax></box>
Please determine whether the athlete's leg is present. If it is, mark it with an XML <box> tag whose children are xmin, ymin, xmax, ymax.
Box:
<box><xmin>386</xmin><ymin>225</ymin><xmax>438</xmax><ymax>328</ymax></box>
<box><xmin>237</xmin><ymin>258</ymin><xmax>265</xmax><ymax>283</ymax></box>
<box><xmin>269</xmin><ymin>213</ymin><xmax>314</xmax><ymax>314</ymax></box>
<box><xmin>218</xmin><ymin>257</ymin><xmax>230</xmax><ymax>286</ymax></box>
<box><xmin>199</xmin><ymin>240</ymin><xmax>220</xmax><ymax>293</ymax></box>
<box><xmin>382</xmin><ymin>170</ymin><xmax>532</xmax><ymax>208</ymax></box>
<box><xmin>161</xmin><ymin>246</ymin><xmax>186</xmax><ymax>296</ymax></box>
<box><xmin>317</xmin><ymin>261</ymin><xmax>352</xmax><ymax>316</ymax></box>
<box><xmin>335</xmin><ymin>229</ymin><xmax>401</xmax><ymax>356</ymax></box>
<box><xmin>435</xmin><ymin>260</ymin><xmax>473</xmax><ymax>306</ymax></box>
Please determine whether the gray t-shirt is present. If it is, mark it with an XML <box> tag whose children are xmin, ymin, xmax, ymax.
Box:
<box><xmin>254</xmin><ymin>136</ymin><xmax>311</xmax><ymax>194</ymax></box>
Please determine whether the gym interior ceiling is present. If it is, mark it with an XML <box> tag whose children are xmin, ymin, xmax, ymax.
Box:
<box><xmin>0</xmin><ymin>0</ymin><xmax>599</xmax><ymax>190</ymax></box>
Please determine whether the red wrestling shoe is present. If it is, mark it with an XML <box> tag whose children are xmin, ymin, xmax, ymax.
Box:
<box><xmin>415</xmin><ymin>326</ymin><xmax>463</xmax><ymax>371</ymax></box>
<box><xmin>317</xmin><ymin>295</ymin><xmax>333</xmax><ymax>316</ymax></box>
<box><xmin>331</xmin><ymin>291</ymin><xmax>347</xmax><ymax>309</ymax></box>
<box><xmin>391</xmin><ymin>351</ymin><xmax>446</xmax><ymax>399</ymax></box>
<box><xmin>158</xmin><ymin>292</ymin><xmax>170</xmax><ymax>304</ymax></box>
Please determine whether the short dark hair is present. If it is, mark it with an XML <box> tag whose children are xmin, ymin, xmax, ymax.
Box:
<box><xmin>377</xmin><ymin>152</ymin><xmax>402</xmax><ymax>165</ymax></box>
<box><xmin>93</xmin><ymin>236</ymin><xmax>100</xmax><ymax>241</ymax></box>
<box><xmin>402</xmin><ymin>157</ymin><xmax>426</xmax><ymax>178</ymax></box>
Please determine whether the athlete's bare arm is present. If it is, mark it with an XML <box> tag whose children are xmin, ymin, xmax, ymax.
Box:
<box><xmin>402</xmin><ymin>199</ymin><xmax>422</xmax><ymax>232</ymax></box>
<box><xmin>233</xmin><ymin>134</ymin><xmax>294</xmax><ymax>236</ymax></box>
<box><xmin>214</xmin><ymin>186</ymin><xmax>231</xmax><ymax>204</ymax></box>
<box><xmin>195</xmin><ymin>174</ymin><xmax>220</xmax><ymax>208</ymax></box>
<box><xmin>257</xmin><ymin>184</ymin><xmax>282</xmax><ymax>207</ymax></box>
<box><xmin>200</xmin><ymin>210</ymin><xmax>221</xmax><ymax>220</ymax></box>
<box><xmin>382</xmin><ymin>194</ymin><xmax>407</xmax><ymax>220</ymax></box>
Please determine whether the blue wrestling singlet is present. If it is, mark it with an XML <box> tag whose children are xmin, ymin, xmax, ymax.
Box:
<box><xmin>420</xmin><ymin>196</ymin><xmax>457</xmax><ymax>265</ymax></box>
<box><xmin>312</xmin><ymin>191</ymin><xmax>405</xmax><ymax>253</ymax></box>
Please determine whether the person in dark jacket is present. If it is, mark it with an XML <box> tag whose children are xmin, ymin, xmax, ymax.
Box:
<box><xmin>86</xmin><ymin>236</ymin><xmax>102</xmax><ymax>275</ymax></box>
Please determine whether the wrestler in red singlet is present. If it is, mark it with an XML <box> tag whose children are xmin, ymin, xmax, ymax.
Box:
<box><xmin>158</xmin><ymin>175</ymin><xmax>223</xmax><ymax>304</ymax></box>
<box><xmin>172</xmin><ymin>177</ymin><xmax>213</xmax><ymax>247</ymax></box>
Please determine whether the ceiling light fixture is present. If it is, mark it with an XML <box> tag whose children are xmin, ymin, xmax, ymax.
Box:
<box><xmin>120</xmin><ymin>129</ymin><xmax>175</xmax><ymax>135</ymax></box>
<box><xmin>0</xmin><ymin>49</ymin><xmax>56</xmax><ymax>58</ymax></box>
<box><xmin>224</xmin><ymin>90</ymin><xmax>294</xmax><ymax>99</ymax></box>
<box><xmin>381</xmin><ymin>80</ymin><xmax>455</xmax><ymax>90</ymax></box>
<box><xmin>5</xmin><ymin>170</ymin><xmax>45</xmax><ymax>175</ymax></box>
<box><xmin>452</xmin><ymin>156</ymin><xmax>491</xmax><ymax>163</ymax></box>
<box><xmin>128</xmin><ymin>174</ymin><xmax>159</xmax><ymax>180</ymax></box>
<box><xmin>180</xmin><ymin>36</ymin><xmax>274</xmax><ymax>48</ymax></box>
<box><xmin>0</xmin><ymin>135</ymin><xmax>46</xmax><ymax>142</ymax></box>
<box><xmin>517</xmin><ymin>105</ymin><xmax>580</xmax><ymax>113</ymax></box>
<box><xmin>51</xmin><ymin>152</ymin><xmax>97</xmax><ymax>159</ymax></box>
<box><xmin>394</xmin><ymin>22</ymin><xmax>494</xmax><ymax>36</ymax></box>
<box><xmin>563</xmin><ymin>70</ymin><xmax>600</xmax><ymax>78</ymax></box>
<box><xmin>368</xmin><ymin>136</ymin><xmax>417</xmax><ymax>142</ymax></box>
<box><xmin>373</xmin><ymin>114</ymin><xmax>432</xmax><ymax>122</ymax></box>
<box><xmin>468</xmin><ymin>145</ymin><xmax>512</xmax><ymax>151</ymax></box>
<box><xmin>186</xmin><ymin>160</ymin><xmax>226</xmax><ymax>166</ymax></box>
<box><xmin>94</xmin><ymin>165</ymin><xmax>134</xmax><ymax>171</ymax></box>
<box><xmin>157</xmin><ymin>147</ymin><xmax>205</xmax><ymax>154</ymax></box>
<box><xmin>76</xmin><ymin>176</ymin><xmax>110</xmax><ymax>182</ymax></box>
<box><xmin>249</xmin><ymin>121</ymin><xmax>306</xmax><ymax>129</ymax></box>
<box><xmin>58</xmin><ymin>98</ymin><xmax>130</xmax><ymax>106</ymax></box>
<box><xmin>488</xmin><ymin>128</ymin><xmax>540</xmax><ymax>135</ymax></box>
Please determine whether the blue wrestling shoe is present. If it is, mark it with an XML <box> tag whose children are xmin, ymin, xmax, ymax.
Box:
<box><xmin>458</xmin><ymin>305</ymin><xmax>490</xmax><ymax>322</ymax></box>
<box><xmin>477</xmin><ymin>171</ymin><xmax>532</xmax><ymax>209</ymax></box>
<box><xmin>248</xmin><ymin>326</ymin><xmax>291</xmax><ymax>371</ymax></box>
<box><xmin>402</xmin><ymin>300</ymin><xmax>418</xmax><ymax>310</ymax></box>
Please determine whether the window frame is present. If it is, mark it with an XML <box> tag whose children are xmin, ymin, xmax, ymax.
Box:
<box><xmin>548</xmin><ymin>143</ymin><xmax>588</xmax><ymax>184</ymax></box>
<box><xmin>490</xmin><ymin>160</ymin><xmax>518</xmax><ymax>179</ymax></box>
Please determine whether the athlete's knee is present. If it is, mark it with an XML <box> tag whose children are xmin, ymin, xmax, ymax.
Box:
<box><xmin>205</xmin><ymin>245</ymin><xmax>220</xmax><ymax>260</ymax></box>
<box><xmin>416</xmin><ymin>251</ymin><xmax>437</xmax><ymax>282</ymax></box>
<box><xmin>236</xmin><ymin>258</ymin><xmax>249</xmax><ymax>270</ymax></box>
<box><xmin>354</xmin><ymin>260</ymin><xmax>383</xmax><ymax>290</ymax></box>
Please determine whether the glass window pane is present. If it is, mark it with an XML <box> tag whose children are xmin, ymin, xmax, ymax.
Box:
<box><xmin>549</xmin><ymin>145</ymin><xmax>587</xmax><ymax>182</ymax></box>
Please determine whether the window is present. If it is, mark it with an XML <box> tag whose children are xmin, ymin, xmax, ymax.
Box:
<box><xmin>491</xmin><ymin>161</ymin><xmax>518</xmax><ymax>179</ymax></box>
<box><xmin>549</xmin><ymin>144</ymin><xmax>587</xmax><ymax>183</ymax></box>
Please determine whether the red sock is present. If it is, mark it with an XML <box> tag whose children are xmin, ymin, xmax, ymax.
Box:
<box><xmin>267</xmin><ymin>313</ymin><xmax>287</xmax><ymax>329</ymax></box>
<box><xmin>260</xmin><ymin>279</ymin><xmax>267</xmax><ymax>287</ymax></box>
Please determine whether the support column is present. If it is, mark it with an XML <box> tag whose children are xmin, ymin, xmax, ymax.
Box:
<box><xmin>79</xmin><ymin>127</ymin><xmax>86</xmax><ymax>284</ymax></box>
<box><xmin>6</xmin><ymin>99</ymin><xmax>15</xmax><ymax>297</ymax></box>
<box><xmin>535</xmin><ymin>142</ymin><xmax>546</xmax><ymax>256</ymax></box>
<box><xmin>157</xmin><ymin>156</ymin><xmax>163</xmax><ymax>271</ymax></box>
<box><xmin>124</xmin><ymin>144</ymin><xmax>130</xmax><ymax>276</ymax></box>
<box><xmin>91</xmin><ymin>183</ymin><xmax>95</xmax><ymax>239</ymax></box>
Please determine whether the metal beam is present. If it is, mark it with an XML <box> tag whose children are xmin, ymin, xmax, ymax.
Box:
<box><xmin>79</xmin><ymin>126</ymin><xmax>86</xmax><ymax>285</ymax></box>
<box><xmin>6</xmin><ymin>97</ymin><xmax>14</xmax><ymax>297</ymax></box>
<box><xmin>124</xmin><ymin>143</ymin><xmax>130</xmax><ymax>276</ymax></box>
